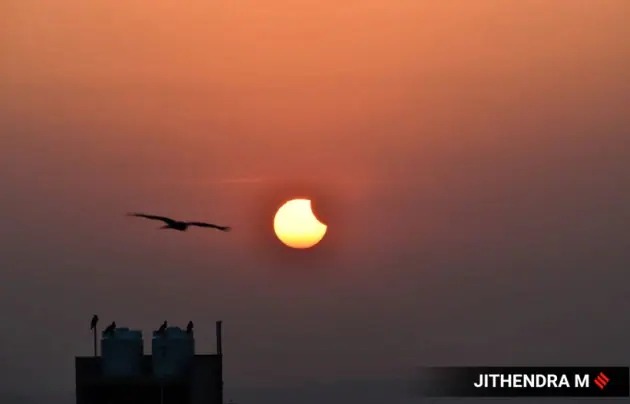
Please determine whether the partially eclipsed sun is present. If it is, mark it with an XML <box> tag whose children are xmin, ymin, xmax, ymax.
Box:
<box><xmin>273</xmin><ymin>199</ymin><xmax>328</xmax><ymax>249</ymax></box>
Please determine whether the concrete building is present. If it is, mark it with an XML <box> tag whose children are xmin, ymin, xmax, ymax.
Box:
<box><xmin>76</xmin><ymin>321</ymin><xmax>223</xmax><ymax>404</ymax></box>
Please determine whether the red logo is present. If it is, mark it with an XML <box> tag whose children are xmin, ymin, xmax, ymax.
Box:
<box><xmin>594</xmin><ymin>372</ymin><xmax>609</xmax><ymax>390</ymax></box>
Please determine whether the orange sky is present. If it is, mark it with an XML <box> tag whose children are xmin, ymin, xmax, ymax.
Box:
<box><xmin>1</xmin><ymin>1</ymin><xmax>629</xmax><ymax>401</ymax></box>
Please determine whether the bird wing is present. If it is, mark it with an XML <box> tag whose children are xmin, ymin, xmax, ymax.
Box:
<box><xmin>187</xmin><ymin>222</ymin><xmax>231</xmax><ymax>231</ymax></box>
<box><xmin>128</xmin><ymin>213</ymin><xmax>177</xmax><ymax>225</ymax></box>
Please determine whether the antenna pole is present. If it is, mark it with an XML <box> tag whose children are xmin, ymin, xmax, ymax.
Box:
<box><xmin>93</xmin><ymin>325</ymin><xmax>98</xmax><ymax>357</ymax></box>
<box><xmin>216</xmin><ymin>321</ymin><xmax>222</xmax><ymax>355</ymax></box>
<box><xmin>216</xmin><ymin>321</ymin><xmax>223</xmax><ymax>404</ymax></box>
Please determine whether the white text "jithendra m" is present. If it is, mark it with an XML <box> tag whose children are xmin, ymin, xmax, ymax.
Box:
<box><xmin>474</xmin><ymin>374</ymin><xmax>590</xmax><ymax>388</ymax></box>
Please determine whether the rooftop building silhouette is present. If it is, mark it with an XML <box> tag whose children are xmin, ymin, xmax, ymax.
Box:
<box><xmin>75</xmin><ymin>320</ymin><xmax>223</xmax><ymax>404</ymax></box>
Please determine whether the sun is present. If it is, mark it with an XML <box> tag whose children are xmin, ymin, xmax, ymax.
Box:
<box><xmin>273</xmin><ymin>199</ymin><xmax>328</xmax><ymax>249</ymax></box>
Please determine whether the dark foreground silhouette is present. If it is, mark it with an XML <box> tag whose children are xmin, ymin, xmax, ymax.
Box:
<box><xmin>128</xmin><ymin>213</ymin><xmax>231</xmax><ymax>232</ymax></box>
<box><xmin>156</xmin><ymin>320</ymin><xmax>167</xmax><ymax>334</ymax></box>
<box><xmin>103</xmin><ymin>321</ymin><xmax>116</xmax><ymax>335</ymax></box>
<box><xmin>90</xmin><ymin>315</ymin><xmax>98</xmax><ymax>330</ymax></box>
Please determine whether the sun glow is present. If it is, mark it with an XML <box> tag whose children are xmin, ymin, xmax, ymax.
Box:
<box><xmin>273</xmin><ymin>199</ymin><xmax>328</xmax><ymax>249</ymax></box>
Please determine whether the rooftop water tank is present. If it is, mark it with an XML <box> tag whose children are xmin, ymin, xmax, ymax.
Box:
<box><xmin>101</xmin><ymin>328</ymin><xmax>143</xmax><ymax>378</ymax></box>
<box><xmin>152</xmin><ymin>327</ymin><xmax>195</xmax><ymax>379</ymax></box>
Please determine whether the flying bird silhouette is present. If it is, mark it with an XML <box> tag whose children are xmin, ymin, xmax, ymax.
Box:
<box><xmin>103</xmin><ymin>321</ymin><xmax>116</xmax><ymax>335</ymax></box>
<box><xmin>128</xmin><ymin>213</ymin><xmax>231</xmax><ymax>232</ymax></box>
<box><xmin>90</xmin><ymin>315</ymin><xmax>99</xmax><ymax>330</ymax></box>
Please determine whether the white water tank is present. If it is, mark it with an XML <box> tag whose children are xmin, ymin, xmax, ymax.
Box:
<box><xmin>152</xmin><ymin>327</ymin><xmax>195</xmax><ymax>379</ymax></box>
<box><xmin>101</xmin><ymin>328</ymin><xmax>143</xmax><ymax>377</ymax></box>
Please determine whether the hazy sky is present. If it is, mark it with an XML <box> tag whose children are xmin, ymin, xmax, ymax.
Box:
<box><xmin>1</xmin><ymin>1</ymin><xmax>629</xmax><ymax>403</ymax></box>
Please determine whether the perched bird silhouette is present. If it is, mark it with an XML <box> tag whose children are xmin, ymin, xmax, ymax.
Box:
<box><xmin>90</xmin><ymin>315</ymin><xmax>99</xmax><ymax>330</ymax></box>
<box><xmin>157</xmin><ymin>321</ymin><xmax>168</xmax><ymax>334</ymax></box>
<box><xmin>103</xmin><ymin>321</ymin><xmax>116</xmax><ymax>335</ymax></box>
<box><xmin>186</xmin><ymin>321</ymin><xmax>194</xmax><ymax>334</ymax></box>
<box><xmin>128</xmin><ymin>213</ymin><xmax>231</xmax><ymax>232</ymax></box>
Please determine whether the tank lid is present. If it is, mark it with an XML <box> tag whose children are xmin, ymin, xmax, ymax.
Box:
<box><xmin>103</xmin><ymin>328</ymin><xmax>143</xmax><ymax>339</ymax></box>
<box><xmin>153</xmin><ymin>326</ymin><xmax>192</xmax><ymax>338</ymax></box>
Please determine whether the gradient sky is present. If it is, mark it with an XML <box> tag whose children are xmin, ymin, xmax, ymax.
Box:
<box><xmin>1</xmin><ymin>1</ymin><xmax>629</xmax><ymax>403</ymax></box>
